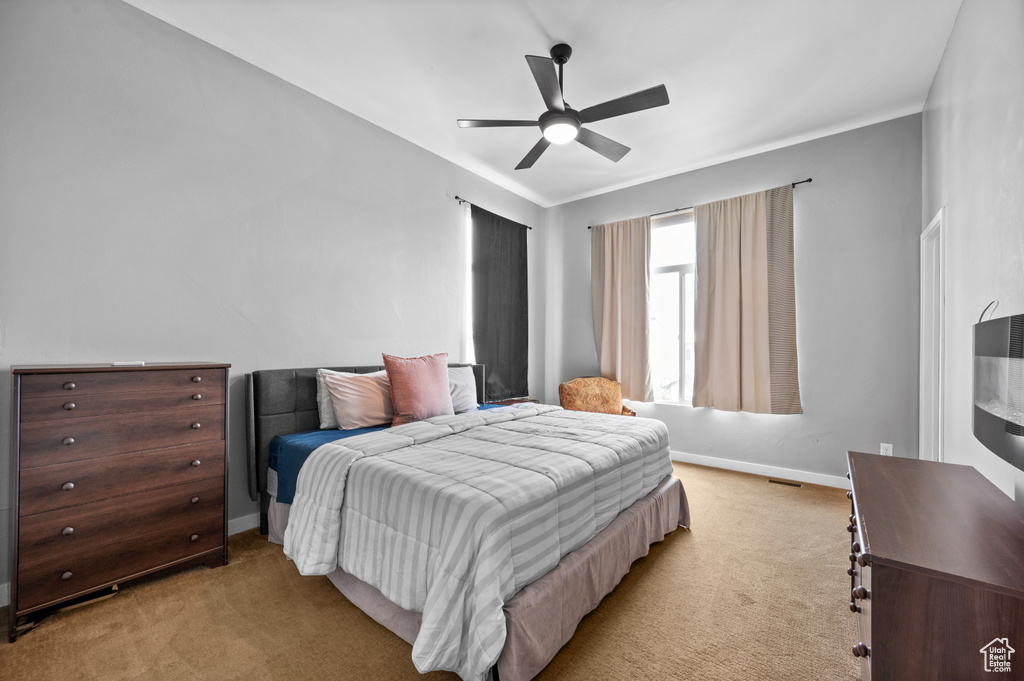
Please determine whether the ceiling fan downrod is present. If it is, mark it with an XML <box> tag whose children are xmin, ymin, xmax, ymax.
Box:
<box><xmin>551</xmin><ymin>43</ymin><xmax>572</xmax><ymax>98</ymax></box>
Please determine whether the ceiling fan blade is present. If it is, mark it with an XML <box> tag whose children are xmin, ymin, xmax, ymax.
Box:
<box><xmin>525</xmin><ymin>55</ymin><xmax>564</xmax><ymax>113</ymax></box>
<box><xmin>515</xmin><ymin>137</ymin><xmax>551</xmax><ymax>170</ymax></box>
<box><xmin>579</xmin><ymin>84</ymin><xmax>670</xmax><ymax>124</ymax></box>
<box><xmin>576</xmin><ymin>127</ymin><xmax>630</xmax><ymax>162</ymax></box>
<box><xmin>457</xmin><ymin>119</ymin><xmax>538</xmax><ymax>128</ymax></box>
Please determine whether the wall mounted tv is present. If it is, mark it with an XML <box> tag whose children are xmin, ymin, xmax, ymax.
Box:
<box><xmin>974</xmin><ymin>313</ymin><xmax>1024</xmax><ymax>469</ymax></box>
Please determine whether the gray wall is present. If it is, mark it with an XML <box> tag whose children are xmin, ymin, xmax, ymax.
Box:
<box><xmin>544</xmin><ymin>116</ymin><xmax>923</xmax><ymax>480</ymax></box>
<box><xmin>922</xmin><ymin>0</ymin><xmax>1024</xmax><ymax>499</ymax></box>
<box><xmin>0</xmin><ymin>0</ymin><xmax>543</xmax><ymax>596</ymax></box>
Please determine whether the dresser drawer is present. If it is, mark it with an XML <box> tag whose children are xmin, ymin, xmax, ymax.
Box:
<box><xmin>19</xmin><ymin>404</ymin><xmax>224</xmax><ymax>468</ymax></box>
<box><xmin>17</xmin><ymin>478</ymin><xmax>224</xmax><ymax>611</ymax></box>
<box><xmin>19</xmin><ymin>441</ymin><xmax>224</xmax><ymax>517</ymax></box>
<box><xmin>20</xmin><ymin>383</ymin><xmax>225</xmax><ymax>423</ymax></box>
<box><xmin>19</xmin><ymin>368</ymin><xmax>225</xmax><ymax>399</ymax></box>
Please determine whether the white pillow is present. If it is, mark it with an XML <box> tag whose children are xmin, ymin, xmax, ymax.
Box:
<box><xmin>449</xmin><ymin>366</ymin><xmax>478</xmax><ymax>413</ymax></box>
<box><xmin>316</xmin><ymin>369</ymin><xmax>340</xmax><ymax>429</ymax></box>
<box><xmin>320</xmin><ymin>369</ymin><xmax>394</xmax><ymax>430</ymax></box>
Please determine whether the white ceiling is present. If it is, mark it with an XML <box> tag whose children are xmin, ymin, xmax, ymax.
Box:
<box><xmin>123</xmin><ymin>0</ymin><xmax>962</xmax><ymax>208</ymax></box>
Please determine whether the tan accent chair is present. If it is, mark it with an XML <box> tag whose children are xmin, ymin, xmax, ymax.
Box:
<box><xmin>558</xmin><ymin>377</ymin><xmax>636</xmax><ymax>417</ymax></box>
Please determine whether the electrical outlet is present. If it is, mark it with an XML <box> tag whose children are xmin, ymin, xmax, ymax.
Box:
<box><xmin>880</xmin><ymin>443</ymin><xmax>893</xmax><ymax>457</ymax></box>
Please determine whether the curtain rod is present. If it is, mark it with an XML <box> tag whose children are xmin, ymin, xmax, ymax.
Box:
<box><xmin>455</xmin><ymin>195</ymin><xmax>533</xmax><ymax>229</ymax></box>
<box><xmin>587</xmin><ymin>178</ymin><xmax>812</xmax><ymax>229</ymax></box>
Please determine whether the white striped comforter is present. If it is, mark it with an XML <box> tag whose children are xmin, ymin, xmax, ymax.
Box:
<box><xmin>283</xmin><ymin>404</ymin><xmax>672</xmax><ymax>681</ymax></box>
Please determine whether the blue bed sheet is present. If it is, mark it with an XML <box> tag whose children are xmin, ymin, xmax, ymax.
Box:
<box><xmin>270</xmin><ymin>425</ymin><xmax>384</xmax><ymax>505</ymax></box>
<box><xmin>269</xmin><ymin>404</ymin><xmax>503</xmax><ymax>504</ymax></box>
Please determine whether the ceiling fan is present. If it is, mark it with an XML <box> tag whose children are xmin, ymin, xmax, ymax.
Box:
<box><xmin>457</xmin><ymin>43</ymin><xmax>670</xmax><ymax>170</ymax></box>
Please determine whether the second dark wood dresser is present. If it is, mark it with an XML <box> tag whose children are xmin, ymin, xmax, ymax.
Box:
<box><xmin>8</xmin><ymin>362</ymin><xmax>230</xmax><ymax>641</ymax></box>
<box><xmin>846</xmin><ymin>451</ymin><xmax>1024</xmax><ymax>680</ymax></box>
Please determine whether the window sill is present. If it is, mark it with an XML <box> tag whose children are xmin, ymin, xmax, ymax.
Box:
<box><xmin>627</xmin><ymin>400</ymin><xmax>694</xmax><ymax>408</ymax></box>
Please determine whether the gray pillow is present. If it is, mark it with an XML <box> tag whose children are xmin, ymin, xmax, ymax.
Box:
<box><xmin>449</xmin><ymin>366</ymin><xmax>478</xmax><ymax>413</ymax></box>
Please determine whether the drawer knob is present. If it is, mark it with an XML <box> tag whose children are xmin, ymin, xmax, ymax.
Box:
<box><xmin>191</xmin><ymin>497</ymin><xmax>200</xmax><ymax>504</ymax></box>
<box><xmin>192</xmin><ymin>376</ymin><xmax>202</xmax><ymax>383</ymax></box>
<box><xmin>852</xmin><ymin>643</ymin><xmax>870</xmax><ymax>658</ymax></box>
<box><xmin>846</xmin><ymin>490</ymin><xmax>853</xmax><ymax>500</ymax></box>
<box><xmin>190</xmin><ymin>534</ymin><xmax>200</xmax><ymax>542</ymax></box>
<box><xmin>847</xmin><ymin>524</ymin><xmax>856</xmax><ymax>533</ymax></box>
<box><xmin>62</xmin><ymin>482</ymin><xmax>75</xmax><ymax>491</ymax></box>
<box><xmin>852</xmin><ymin>542</ymin><xmax>861</xmax><ymax>553</ymax></box>
<box><xmin>853</xmin><ymin>586</ymin><xmax>870</xmax><ymax>600</ymax></box>
<box><xmin>191</xmin><ymin>460</ymin><xmax>202</xmax><ymax>467</ymax></box>
<box><xmin>191</xmin><ymin>422</ymin><xmax>201</xmax><ymax>429</ymax></box>
<box><xmin>857</xmin><ymin>553</ymin><xmax>871</xmax><ymax>567</ymax></box>
<box><xmin>192</xmin><ymin>394</ymin><xmax>202</xmax><ymax>400</ymax></box>
<box><xmin>62</xmin><ymin>527</ymin><xmax>74</xmax><ymax>536</ymax></box>
<box><xmin>849</xmin><ymin>514</ymin><xmax>856</xmax><ymax>524</ymax></box>
<box><xmin>63</xmin><ymin>382</ymin><xmax>76</xmax><ymax>390</ymax></box>
<box><xmin>63</xmin><ymin>402</ymin><xmax>76</xmax><ymax>411</ymax></box>
<box><xmin>60</xmin><ymin>571</ymin><xmax>73</xmax><ymax>581</ymax></box>
<box><xmin>847</xmin><ymin>567</ymin><xmax>856</xmax><ymax>577</ymax></box>
<box><xmin>62</xmin><ymin>437</ymin><xmax>75</xmax><ymax>446</ymax></box>
<box><xmin>849</xmin><ymin>552</ymin><xmax>857</xmax><ymax>563</ymax></box>
<box><xmin>849</xmin><ymin>602</ymin><xmax>860</xmax><ymax>613</ymax></box>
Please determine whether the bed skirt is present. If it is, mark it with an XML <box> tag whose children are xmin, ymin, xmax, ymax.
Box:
<box><xmin>270</xmin><ymin>474</ymin><xmax>689</xmax><ymax>681</ymax></box>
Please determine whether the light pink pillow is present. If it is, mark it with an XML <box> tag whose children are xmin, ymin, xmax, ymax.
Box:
<box><xmin>383</xmin><ymin>352</ymin><xmax>455</xmax><ymax>426</ymax></box>
<box><xmin>321</xmin><ymin>369</ymin><xmax>394</xmax><ymax>429</ymax></box>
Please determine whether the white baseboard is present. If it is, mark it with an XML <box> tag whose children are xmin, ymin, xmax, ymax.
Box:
<box><xmin>228</xmin><ymin>512</ymin><xmax>261</xmax><ymax>536</ymax></box>
<box><xmin>671</xmin><ymin>450</ymin><xmax>850</xmax><ymax>490</ymax></box>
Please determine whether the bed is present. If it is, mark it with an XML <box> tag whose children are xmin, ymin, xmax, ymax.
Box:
<box><xmin>245</xmin><ymin>363</ymin><xmax>689</xmax><ymax>681</ymax></box>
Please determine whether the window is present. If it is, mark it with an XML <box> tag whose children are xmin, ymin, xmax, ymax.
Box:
<box><xmin>649</xmin><ymin>210</ymin><xmax>696</xmax><ymax>403</ymax></box>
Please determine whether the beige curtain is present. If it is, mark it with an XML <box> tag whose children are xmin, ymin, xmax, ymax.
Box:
<box><xmin>591</xmin><ymin>217</ymin><xmax>652</xmax><ymax>401</ymax></box>
<box><xmin>693</xmin><ymin>185</ymin><xmax>801</xmax><ymax>414</ymax></box>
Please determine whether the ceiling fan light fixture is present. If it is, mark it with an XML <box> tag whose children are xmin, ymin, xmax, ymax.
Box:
<box><xmin>541</xmin><ymin>116</ymin><xmax>580</xmax><ymax>144</ymax></box>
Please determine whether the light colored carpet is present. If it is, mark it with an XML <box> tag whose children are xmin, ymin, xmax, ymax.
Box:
<box><xmin>1</xmin><ymin>462</ymin><xmax>858</xmax><ymax>680</ymax></box>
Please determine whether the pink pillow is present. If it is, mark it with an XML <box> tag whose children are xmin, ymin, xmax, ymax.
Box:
<box><xmin>383</xmin><ymin>352</ymin><xmax>455</xmax><ymax>426</ymax></box>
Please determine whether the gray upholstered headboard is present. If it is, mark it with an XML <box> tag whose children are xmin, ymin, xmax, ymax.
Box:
<box><xmin>245</xmin><ymin>363</ymin><xmax>485</xmax><ymax>533</ymax></box>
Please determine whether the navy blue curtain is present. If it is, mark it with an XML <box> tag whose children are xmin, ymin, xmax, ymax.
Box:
<box><xmin>471</xmin><ymin>205</ymin><xmax>529</xmax><ymax>400</ymax></box>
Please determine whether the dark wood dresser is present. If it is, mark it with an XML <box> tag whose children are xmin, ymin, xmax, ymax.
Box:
<box><xmin>8</xmin><ymin>362</ymin><xmax>230</xmax><ymax>641</ymax></box>
<box><xmin>847</xmin><ymin>451</ymin><xmax>1024</xmax><ymax>680</ymax></box>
